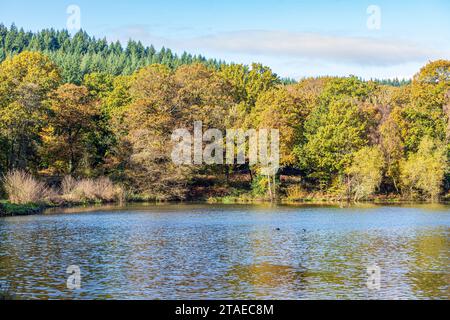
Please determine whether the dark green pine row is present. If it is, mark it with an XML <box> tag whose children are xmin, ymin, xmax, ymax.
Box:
<box><xmin>0</xmin><ymin>24</ymin><xmax>227</xmax><ymax>84</ymax></box>
<box><xmin>372</xmin><ymin>78</ymin><xmax>411</xmax><ymax>87</ymax></box>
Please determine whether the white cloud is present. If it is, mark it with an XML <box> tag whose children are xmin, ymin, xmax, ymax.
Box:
<box><xmin>104</xmin><ymin>26</ymin><xmax>449</xmax><ymax>78</ymax></box>
<box><xmin>186</xmin><ymin>30</ymin><xmax>447</xmax><ymax>66</ymax></box>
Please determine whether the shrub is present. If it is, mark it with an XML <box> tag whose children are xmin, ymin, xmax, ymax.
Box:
<box><xmin>285</xmin><ymin>185</ymin><xmax>309</xmax><ymax>201</ymax></box>
<box><xmin>2</xmin><ymin>170</ymin><xmax>49</xmax><ymax>204</ymax></box>
<box><xmin>61</xmin><ymin>176</ymin><xmax>124</xmax><ymax>203</ymax></box>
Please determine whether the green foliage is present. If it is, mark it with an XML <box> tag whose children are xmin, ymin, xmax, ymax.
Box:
<box><xmin>83</xmin><ymin>72</ymin><xmax>114</xmax><ymax>99</ymax></box>
<box><xmin>400</xmin><ymin>136</ymin><xmax>447</xmax><ymax>200</ymax></box>
<box><xmin>396</xmin><ymin>61</ymin><xmax>450</xmax><ymax>153</ymax></box>
<box><xmin>346</xmin><ymin>146</ymin><xmax>385</xmax><ymax>201</ymax></box>
<box><xmin>219</xmin><ymin>63</ymin><xmax>280</xmax><ymax>113</ymax></box>
<box><xmin>372</xmin><ymin>78</ymin><xmax>411</xmax><ymax>87</ymax></box>
<box><xmin>0</xmin><ymin>200</ymin><xmax>42</xmax><ymax>216</ymax></box>
<box><xmin>250</xmin><ymin>174</ymin><xmax>278</xmax><ymax>198</ymax></box>
<box><xmin>300</xmin><ymin>99</ymin><xmax>370</xmax><ymax>184</ymax></box>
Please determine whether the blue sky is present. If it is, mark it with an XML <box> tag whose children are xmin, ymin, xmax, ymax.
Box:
<box><xmin>0</xmin><ymin>0</ymin><xmax>449</xmax><ymax>79</ymax></box>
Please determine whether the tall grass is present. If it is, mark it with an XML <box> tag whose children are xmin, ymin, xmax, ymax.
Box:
<box><xmin>2</xmin><ymin>170</ymin><xmax>49</xmax><ymax>204</ymax></box>
<box><xmin>61</xmin><ymin>176</ymin><xmax>124</xmax><ymax>203</ymax></box>
<box><xmin>2</xmin><ymin>170</ymin><xmax>124</xmax><ymax>205</ymax></box>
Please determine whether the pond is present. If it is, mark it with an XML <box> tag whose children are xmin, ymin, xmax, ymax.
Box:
<box><xmin>0</xmin><ymin>203</ymin><xmax>449</xmax><ymax>299</ymax></box>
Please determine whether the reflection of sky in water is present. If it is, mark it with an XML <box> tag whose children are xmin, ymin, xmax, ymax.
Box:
<box><xmin>0</xmin><ymin>204</ymin><xmax>449</xmax><ymax>299</ymax></box>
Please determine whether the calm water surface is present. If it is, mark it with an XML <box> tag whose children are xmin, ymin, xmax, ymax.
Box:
<box><xmin>0</xmin><ymin>203</ymin><xmax>449</xmax><ymax>299</ymax></box>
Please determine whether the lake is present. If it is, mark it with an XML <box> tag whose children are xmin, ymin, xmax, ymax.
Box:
<box><xmin>0</xmin><ymin>203</ymin><xmax>449</xmax><ymax>300</ymax></box>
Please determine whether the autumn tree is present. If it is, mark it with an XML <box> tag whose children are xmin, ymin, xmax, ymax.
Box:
<box><xmin>379</xmin><ymin>109</ymin><xmax>404</xmax><ymax>192</ymax></box>
<box><xmin>119</xmin><ymin>63</ymin><xmax>238</xmax><ymax>198</ymax></box>
<box><xmin>174</xmin><ymin>63</ymin><xmax>235</xmax><ymax>129</ymax></box>
<box><xmin>0</xmin><ymin>51</ymin><xmax>60</xmax><ymax>173</ymax></box>
<box><xmin>41</xmin><ymin>84</ymin><xmax>99</xmax><ymax>175</ymax></box>
<box><xmin>83</xmin><ymin>72</ymin><xmax>114</xmax><ymax>99</ymax></box>
<box><xmin>219</xmin><ymin>63</ymin><xmax>280</xmax><ymax>129</ymax></box>
<box><xmin>346</xmin><ymin>146</ymin><xmax>385</xmax><ymax>201</ymax></box>
<box><xmin>117</xmin><ymin>64</ymin><xmax>188</xmax><ymax>199</ymax></box>
<box><xmin>251</xmin><ymin>86</ymin><xmax>304</xmax><ymax>167</ymax></box>
<box><xmin>399</xmin><ymin>61</ymin><xmax>449</xmax><ymax>152</ymax></box>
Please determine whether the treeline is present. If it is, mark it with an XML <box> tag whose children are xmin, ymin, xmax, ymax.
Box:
<box><xmin>0</xmin><ymin>24</ymin><xmax>227</xmax><ymax>84</ymax></box>
<box><xmin>0</xmin><ymin>28</ymin><xmax>449</xmax><ymax>202</ymax></box>
<box><xmin>372</xmin><ymin>78</ymin><xmax>411</xmax><ymax>87</ymax></box>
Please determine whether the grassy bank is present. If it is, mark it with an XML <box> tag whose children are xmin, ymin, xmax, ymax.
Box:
<box><xmin>0</xmin><ymin>201</ymin><xmax>44</xmax><ymax>216</ymax></box>
<box><xmin>206</xmin><ymin>192</ymin><xmax>450</xmax><ymax>205</ymax></box>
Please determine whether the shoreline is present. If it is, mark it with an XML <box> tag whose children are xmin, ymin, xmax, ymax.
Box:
<box><xmin>1</xmin><ymin>198</ymin><xmax>449</xmax><ymax>217</ymax></box>
<box><xmin>0</xmin><ymin>201</ymin><xmax>45</xmax><ymax>217</ymax></box>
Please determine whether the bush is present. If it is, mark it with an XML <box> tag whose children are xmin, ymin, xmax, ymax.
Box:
<box><xmin>61</xmin><ymin>176</ymin><xmax>124</xmax><ymax>203</ymax></box>
<box><xmin>1</xmin><ymin>171</ymin><xmax>124</xmax><ymax>206</ymax></box>
<box><xmin>285</xmin><ymin>185</ymin><xmax>309</xmax><ymax>201</ymax></box>
<box><xmin>2</xmin><ymin>170</ymin><xmax>49</xmax><ymax>204</ymax></box>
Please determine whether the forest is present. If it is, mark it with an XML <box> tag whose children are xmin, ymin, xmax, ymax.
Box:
<box><xmin>0</xmin><ymin>25</ymin><xmax>449</xmax><ymax>206</ymax></box>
